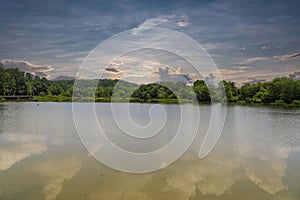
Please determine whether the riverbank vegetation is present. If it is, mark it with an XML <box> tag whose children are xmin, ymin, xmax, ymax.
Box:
<box><xmin>0</xmin><ymin>64</ymin><xmax>299</xmax><ymax>107</ymax></box>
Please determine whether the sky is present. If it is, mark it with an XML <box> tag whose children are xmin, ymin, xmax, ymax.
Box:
<box><xmin>0</xmin><ymin>0</ymin><xmax>299</xmax><ymax>84</ymax></box>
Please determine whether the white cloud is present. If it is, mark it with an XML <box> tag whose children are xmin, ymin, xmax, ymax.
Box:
<box><xmin>176</xmin><ymin>21</ymin><xmax>189</xmax><ymax>27</ymax></box>
<box><xmin>137</xmin><ymin>15</ymin><xmax>189</xmax><ymax>29</ymax></box>
<box><xmin>262</xmin><ymin>46</ymin><xmax>270</xmax><ymax>50</ymax></box>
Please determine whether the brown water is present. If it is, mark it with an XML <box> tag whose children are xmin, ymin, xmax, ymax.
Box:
<box><xmin>0</xmin><ymin>102</ymin><xmax>300</xmax><ymax>200</ymax></box>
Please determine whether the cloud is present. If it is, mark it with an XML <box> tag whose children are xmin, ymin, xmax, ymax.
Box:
<box><xmin>0</xmin><ymin>133</ymin><xmax>47</xmax><ymax>171</ymax></box>
<box><xmin>175</xmin><ymin>66</ymin><xmax>182</xmax><ymax>74</ymax></box>
<box><xmin>243</xmin><ymin>77</ymin><xmax>267</xmax><ymax>85</ymax></box>
<box><xmin>286</xmin><ymin>53</ymin><xmax>300</xmax><ymax>59</ymax></box>
<box><xmin>246</xmin><ymin>57</ymin><xmax>269</xmax><ymax>62</ymax></box>
<box><xmin>105</xmin><ymin>67</ymin><xmax>120</xmax><ymax>73</ymax></box>
<box><xmin>211</xmin><ymin>67</ymin><xmax>296</xmax><ymax>86</ymax></box>
<box><xmin>52</xmin><ymin>75</ymin><xmax>75</xmax><ymax>80</ymax></box>
<box><xmin>202</xmin><ymin>41</ymin><xmax>237</xmax><ymax>51</ymax></box>
<box><xmin>218</xmin><ymin>68</ymin><xmax>248</xmax><ymax>79</ymax></box>
<box><xmin>92</xmin><ymin>47</ymin><xmax>201</xmax><ymax>84</ymax></box>
<box><xmin>289</xmin><ymin>71</ymin><xmax>300</xmax><ymax>80</ymax></box>
<box><xmin>176</xmin><ymin>21</ymin><xmax>189</xmax><ymax>27</ymax></box>
<box><xmin>233</xmin><ymin>66</ymin><xmax>254</xmax><ymax>70</ymax></box>
<box><xmin>1</xmin><ymin>59</ymin><xmax>54</xmax><ymax>78</ymax></box>
<box><xmin>137</xmin><ymin>15</ymin><xmax>189</xmax><ymax>29</ymax></box>
<box><xmin>31</xmin><ymin>157</ymin><xmax>81</xmax><ymax>200</ymax></box>
<box><xmin>34</xmin><ymin>71</ymin><xmax>48</xmax><ymax>77</ymax></box>
<box><xmin>273</xmin><ymin>53</ymin><xmax>300</xmax><ymax>61</ymax></box>
<box><xmin>262</xmin><ymin>46</ymin><xmax>271</xmax><ymax>50</ymax></box>
<box><xmin>204</xmin><ymin>73</ymin><xmax>216</xmax><ymax>85</ymax></box>
<box><xmin>0</xmin><ymin>0</ymin><xmax>299</xmax><ymax>84</ymax></box>
<box><xmin>154</xmin><ymin>67</ymin><xmax>192</xmax><ymax>83</ymax></box>
<box><xmin>244</xmin><ymin>57</ymin><xmax>269</xmax><ymax>63</ymax></box>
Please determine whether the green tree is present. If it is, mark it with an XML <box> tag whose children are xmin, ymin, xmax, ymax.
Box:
<box><xmin>193</xmin><ymin>80</ymin><xmax>211</xmax><ymax>102</ymax></box>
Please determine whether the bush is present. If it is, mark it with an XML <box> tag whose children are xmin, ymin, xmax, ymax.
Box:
<box><xmin>289</xmin><ymin>100</ymin><xmax>300</xmax><ymax>107</ymax></box>
<box><xmin>270</xmin><ymin>99</ymin><xmax>286</xmax><ymax>106</ymax></box>
<box><xmin>57</xmin><ymin>94</ymin><xmax>71</xmax><ymax>102</ymax></box>
<box><xmin>252</xmin><ymin>97</ymin><xmax>262</xmax><ymax>103</ymax></box>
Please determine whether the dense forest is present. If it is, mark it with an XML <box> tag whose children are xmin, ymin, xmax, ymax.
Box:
<box><xmin>0</xmin><ymin>64</ymin><xmax>300</xmax><ymax>107</ymax></box>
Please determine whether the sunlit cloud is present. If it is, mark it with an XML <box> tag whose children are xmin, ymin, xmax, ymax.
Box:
<box><xmin>89</xmin><ymin>48</ymin><xmax>201</xmax><ymax>84</ymax></box>
<box><xmin>273</xmin><ymin>53</ymin><xmax>300</xmax><ymax>61</ymax></box>
<box><xmin>176</xmin><ymin>21</ymin><xmax>188</xmax><ymax>27</ymax></box>
<box><xmin>1</xmin><ymin>59</ymin><xmax>54</xmax><ymax>78</ymax></box>
<box><xmin>233</xmin><ymin>66</ymin><xmax>254</xmax><ymax>70</ymax></box>
<box><xmin>244</xmin><ymin>57</ymin><xmax>269</xmax><ymax>63</ymax></box>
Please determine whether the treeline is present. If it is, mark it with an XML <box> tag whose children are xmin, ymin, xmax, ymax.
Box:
<box><xmin>0</xmin><ymin>66</ymin><xmax>48</xmax><ymax>96</ymax></box>
<box><xmin>0</xmin><ymin>64</ymin><xmax>300</xmax><ymax>106</ymax></box>
<box><xmin>221</xmin><ymin>78</ymin><xmax>300</xmax><ymax>106</ymax></box>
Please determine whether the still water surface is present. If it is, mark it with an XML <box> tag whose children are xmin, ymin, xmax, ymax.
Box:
<box><xmin>0</xmin><ymin>102</ymin><xmax>300</xmax><ymax>200</ymax></box>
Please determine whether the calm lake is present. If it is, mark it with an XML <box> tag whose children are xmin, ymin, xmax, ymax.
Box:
<box><xmin>0</xmin><ymin>102</ymin><xmax>300</xmax><ymax>200</ymax></box>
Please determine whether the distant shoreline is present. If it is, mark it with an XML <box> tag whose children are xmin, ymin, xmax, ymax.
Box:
<box><xmin>1</xmin><ymin>98</ymin><xmax>300</xmax><ymax>108</ymax></box>
<box><xmin>1</xmin><ymin>66</ymin><xmax>300</xmax><ymax>108</ymax></box>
